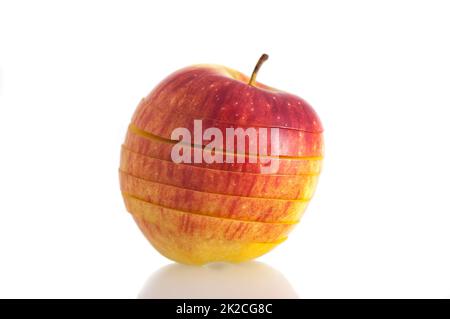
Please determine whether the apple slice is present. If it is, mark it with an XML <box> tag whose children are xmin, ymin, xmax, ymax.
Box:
<box><xmin>124</xmin><ymin>126</ymin><xmax>323</xmax><ymax>175</ymax></box>
<box><xmin>131</xmin><ymin>65</ymin><xmax>322</xmax><ymax>133</ymax></box>
<box><xmin>123</xmin><ymin>194</ymin><xmax>296</xmax><ymax>243</ymax></box>
<box><xmin>120</xmin><ymin>170</ymin><xmax>309</xmax><ymax>223</ymax></box>
<box><xmin>131</xmin><ymin>114</ymin><xmax>323</xmax><ymax>157</ymax></box>
<box><xmin>133</xmin><ymin>215</ymin><xmax>286</xmax><ymax>265</ymax></box>
<box><xmin>120</xmin><ymin>147</ymin><xmax>319</xmax><ymax>200</ymax></box>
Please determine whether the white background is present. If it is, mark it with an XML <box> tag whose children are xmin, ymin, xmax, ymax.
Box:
<box><xmin>1</xmin><ymin>0</ymin><xmax>449</xmax><ymax>298</ymax></box>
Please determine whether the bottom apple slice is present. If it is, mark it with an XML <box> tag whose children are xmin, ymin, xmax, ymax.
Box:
<box><xmin>133</xmin><ymin>215</ymin><xmax>286</xmax><ymax>265</ymax></box>
<box><xmin>123</xmin><ymin>193</ymin><xmax>296</xmax><ymax>243</ymax></box>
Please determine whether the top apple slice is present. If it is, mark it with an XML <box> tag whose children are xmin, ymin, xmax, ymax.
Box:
<box><xmin>131</xmin><ymin>65</ymin><xmax>323</xmax><ymax>133</ymax></box>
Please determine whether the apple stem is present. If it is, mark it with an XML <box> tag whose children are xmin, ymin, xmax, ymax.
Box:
<box><xmin>248</xmin><ymin>53</ymin><xmax>269</xmax><ymax>86</ymax></box>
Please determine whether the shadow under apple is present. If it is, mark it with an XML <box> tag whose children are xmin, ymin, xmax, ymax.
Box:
<box><xmin>138</xmin><ymin>261</ymin><xmax>298</xmax><ymax>299</ymax></box>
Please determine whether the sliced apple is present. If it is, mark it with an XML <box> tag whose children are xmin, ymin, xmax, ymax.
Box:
<box><xmin>123</xmin><ymin>194</ymin><xmax>296</xmax><ymax>243</ymax></box>
<box><xmin>120</xmin><ymin>170</ymin><xmax>309</xmax><ymax>223</ymax></box>
<box><xmin>120</xmin><ymin>147</ymin><xmax>319</xmax><ymax>200</ymax></box>
<box><xmin>121</xmin><ymin>58</ymin><xmax>324</xmax><ymax>264</ymax></box>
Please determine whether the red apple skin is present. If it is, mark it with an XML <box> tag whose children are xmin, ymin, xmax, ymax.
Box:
<box><xmin>120</xmin><ymin>147</ymin><xmax>319</xmax><ymax>200</ymax></box>
<box><xmin>120</xmin><ymin>170</ymin><xmax>310</xmax><ymax>223</ymax></box>
<box><xmin>130</xmin><ymin>66</ymin><xmax>323</xmax><ymax>157</ymax></box>
<box><xmin>130</xmin><ymin>115</ymin><xmax>323</xmax><ymax>157</ymax></box>
<box><xmin>124</xmin><ymin>127</ymin><xmax>323</xmax><ymax>175</ymax></box>
<box><xmin>131</xmin><ymin>66</ymin><xmax>323</xmax><ymax>132</ymax></box>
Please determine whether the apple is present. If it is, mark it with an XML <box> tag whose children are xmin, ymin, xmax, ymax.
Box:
<box><xmin>120</xmin><ymin>54</ymin><xmax>324</xmax><ymax>264</ymax></box>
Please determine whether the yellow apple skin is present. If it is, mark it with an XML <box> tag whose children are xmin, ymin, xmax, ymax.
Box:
<box><xmin>120</xmin><ymin>170</ymin><xmax>309</xmax><ymax>223</ymax></box>
<box><xmin>133</xmin><ymin>214</ymin><xmax>286</xmax><ymax>265</ymax></box>
<box><xmin>124</xmin><ymin>193</ymin><xmax>293</xmax><ymax>264</ymax></box>
<box><xmin>121</xmin><ymin>63</ymin><xmax>324</xmax><ymax>265</ymax></box>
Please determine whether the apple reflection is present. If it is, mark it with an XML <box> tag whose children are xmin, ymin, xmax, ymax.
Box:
<box><xmin>138</xmin><ymin>261</ymin><xmax>298</xmax><ymax>299</ymax></box>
